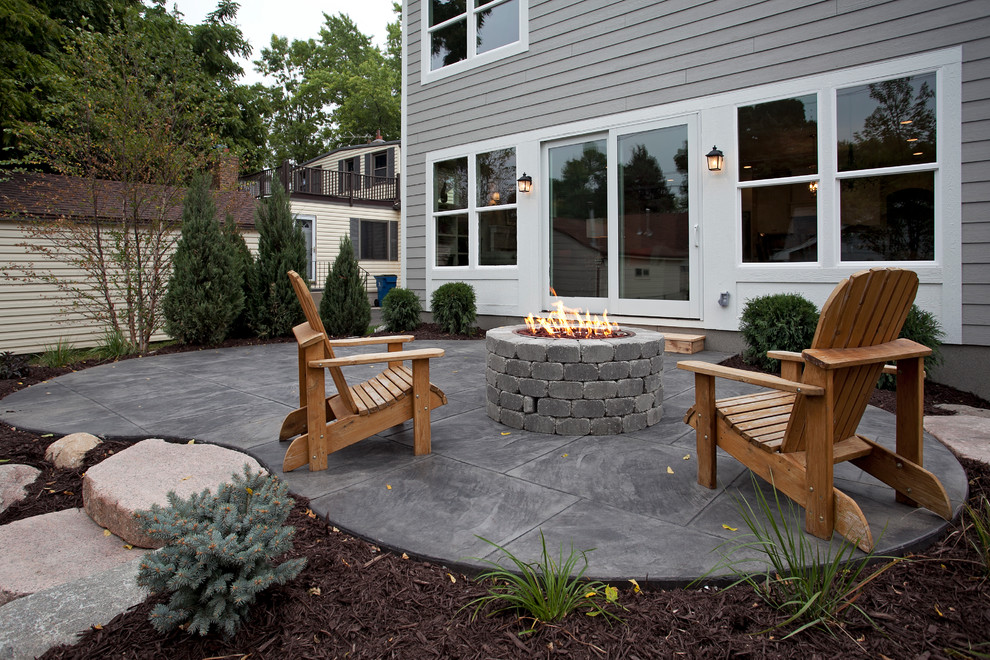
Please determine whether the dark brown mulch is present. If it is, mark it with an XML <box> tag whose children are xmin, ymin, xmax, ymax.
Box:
<box><xmin>369</xmin><ymin>322</ymin><xmax>486</xmax><ymax>341</ymax></box>
<box><xmin>719</xmin><ymin>353</ymin><xmax>990</xmax><ymax>416</ymax></box>
<box><xmin>24</xmin><ymin>452</ymin><xmax>988</xmax><ymax>660</ymax></box>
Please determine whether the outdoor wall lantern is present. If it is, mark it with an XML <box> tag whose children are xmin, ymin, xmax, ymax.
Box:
<box><xmin>706</xmin><ymin>146</ymin><xmax>724</xmax><ymax>172</ymax></box>
<box><xmin>517</xmin><ymin>173</ymin><xmax>533</xmax><ymax>193</ymax></box>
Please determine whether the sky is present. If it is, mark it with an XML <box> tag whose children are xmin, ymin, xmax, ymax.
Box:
<box><xmin>157</xmin><ymin>0</ymin><xmax>398</xmax><ymax>85</ymax></box>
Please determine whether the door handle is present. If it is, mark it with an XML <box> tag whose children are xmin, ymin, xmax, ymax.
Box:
<box><xmin>694</xmin><ymin>224</ymin><xmax>700</xmax><ymax>247</ymax></box>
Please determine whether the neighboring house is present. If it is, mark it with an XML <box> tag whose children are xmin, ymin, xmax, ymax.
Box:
<box><xmin>401</xmin><ymin>0</ymin><xmax>990</xmax><ymax>398</ymax></box>
<box><xmin>0</xmin><ymin>172</ymin><xmax>258</xmax><ymax>353</ymax></box>
<box><xmin>240</xmin><ymin>139</ymin><xmax>402</xmax><ymax>298</ymax></box>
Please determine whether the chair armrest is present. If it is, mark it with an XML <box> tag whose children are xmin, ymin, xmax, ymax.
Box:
<box><xmin>292</xmin><ymin>322</ymin><xmax>324</xmax><ymax>348</ymax></box>
<box><xmin>327</xmin><ymin>335</ymin><xmax>414</xmax><ymax>348</ymax></box>
<box><xmin>311</xmin><ymin>348</ymin><xmax>445</xmax><ymax>368</ymax></box>
<box><xmin>766</xmin><ymin>350</ymin><xmax>804</xmax><ymax>363</ymax></box>
<box><xmin>802</xmin><ymin>338</ymin><xmax>930</xmax><ymax>370</ymax></box>
<box><xmin>676</xmin><ymin>360</ymin><xmax>823</xmax><ymax>395</ymax></box>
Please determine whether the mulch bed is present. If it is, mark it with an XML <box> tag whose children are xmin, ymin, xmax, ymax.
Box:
<box><xmin>1</xmin><ymin>337</ymin><xmax>988</xmax><ymax>658</ymax></box>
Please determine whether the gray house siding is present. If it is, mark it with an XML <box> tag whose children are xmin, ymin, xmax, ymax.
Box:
<box><xmin>405</xmin><ymin>0</ymin><xmax>989</xmax><ymax>345</ymax></box>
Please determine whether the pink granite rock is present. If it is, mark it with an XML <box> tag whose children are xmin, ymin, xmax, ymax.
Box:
<box><xmin>0</xmin><ymin>508</ymin><xmax>137</xmax><ymax>606</ymax></box>
<box><xmin>0</xmin><ymin>464</ymin><xmax>41</xmax><ymax>515</ymax></box>
<box><xmin>82</xmin><ymin>438</ymin><xmax>264</xmax><ymax>548</ymax></box>
<box><xmin>925</xmin><ymin>415</ymin><xmax>990</xmax><ymax>465</ymax></box>
<box><xmin>45</xmin><ymin>432</ymin><xmax>102</xmax><ymax>469</ymax></box>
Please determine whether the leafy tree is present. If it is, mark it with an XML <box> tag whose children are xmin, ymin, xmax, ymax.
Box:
<box><xmin>222</xmin><ymin>215</ymin><xmax>254</xmax><ymax>338</ymax></box>
<box><xmin>162</xmin><ymin>173</ymin><xmax>243</xmax><ymax>345</ymax></box>
<box><xmin>320</xmin><ymin>235</ymin><xmax>370</xmax><ymax>337</ymax></box>
<box><xmin>256</xmin><ymin>6</ymin><xmax>401</xmax><ymax>164</ymax></box>
<box><xmin>247</xmin><ymin>181</ymin><xmax>307</xmax><ymax>337</ymax></box>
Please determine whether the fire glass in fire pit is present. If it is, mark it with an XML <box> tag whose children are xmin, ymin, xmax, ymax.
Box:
<box><xmin>486</xmin><ymin>324</ymin><xmax>664</xmax><ymax>436</ymax></box>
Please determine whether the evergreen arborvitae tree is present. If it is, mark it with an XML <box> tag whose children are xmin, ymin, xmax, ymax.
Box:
<box><xmin>222</xmin><ymin>215</ymin><xmax>255</xmax><ymax>338</ymax></box>
<box><xmin>135</xmin><ymin>467</ymin><xmax>306</xmax><ymax>637</ymax></box>
<box><xmin>320</xmin><ymin>234</ymin><xmax>371</xmax><ymax>337</ymax></box>
<box><xmin>247</xmin><ymin>181</ymin><xmax>307</xmax><ymax>337</ymax></box>
<box><xmin>162</xmin><ymin>173</ymin><xmax>244</xmax><ymax>345</ymax></box>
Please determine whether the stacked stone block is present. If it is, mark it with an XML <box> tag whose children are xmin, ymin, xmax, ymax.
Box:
<box><xmin>485</xmin><ymin>325</ymin><xmax>664</xmax><ymax>435</ymax></box>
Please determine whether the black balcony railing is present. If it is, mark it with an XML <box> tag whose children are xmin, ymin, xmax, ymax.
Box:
<box><xmin>239</xmin><ymin>162</ymin><xmax>399</xmax><ymax>206</ymax></box>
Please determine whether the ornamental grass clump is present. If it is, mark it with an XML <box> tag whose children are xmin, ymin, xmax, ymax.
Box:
<box><xmin>381</xmin><ymin>287</ymin><xmax>422</xmax><ymax>332</ymax></box>
<box><xmin>739</xmin><ymin>293</ymin><xmax>819</xmax><ymax>373</ymax></box>
<box><xmin>465</xmin><ymin>531</ymin><xmax>623</xmax><ymax>635</ymax></box>
<box><xmin>964</xmin><ymin>495</ymin><xmax>990</xmax><ymax>577</ymax></box>
<box><xmin>135</xmin><ymin>467</ymin><xmax>306</xmax><ymax>637</ymax></box>
<box><xmin>431</xmin><ymin>281</ymin><xmax>476</xmax><ymax>335</ymax></box>
<box><xmin>697</xmin><ymin>474</ymin><xmax>899</xmax><ymax>638</ymax></box>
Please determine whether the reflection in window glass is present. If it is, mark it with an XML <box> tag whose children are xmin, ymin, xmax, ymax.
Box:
<box><xmin>479</xmin><ymin>209</ymin><xmax>516</xmax><ymax>265</ymax></box>
<box><xmin>837</xmin><ymin>73</ymin><xmax>936</xmax><ymax>172</ymax></box>
<box><xmin>840</xmin><ymin>172</ymin><xmax>934</xmax><ymax>261</ymax></box>
<box><xmin>476</xmin><ymin>0</ymin><xmax>519</xmax><ymax>55</ymax></box>
<box><xmin>476</xmin><ymin>148</ymin><xmax>516</xmax><ymax>206</ymax></box>
<box><xmin>738</xmin><ymin>95</ymin><xmax>817</xmax><ymax>181</ymax></box>
<box><xmin>741</xmin><ymin>183</ymin><xmax>818</xmax><ymax>262</ymax></box>
<box><xmin>549</xmin><ymin>139</ymin><xmax>608</xmax><ymax>297</ymax></box>
<box><xmin>430</xmin><ymin>0</ymin><xmax>465</xmax><ymax>27</ymax></box>
<box><xmin>431</xmin><ymin>21</ymin><xmax>467</xmax><ymax>70</ymax></box>
<box><xmin>617</xmin><ymin>125</ymin><xmax>689</xmax><ymax>300</ymax></box>
<box><xmin>436</xmin><ymin>214</ymin><xmax>469</xmax><ymax>266</ymax></box>
<box><xmin>434</xmin><ymin>158</ymin><xmax>468</xmax><ymax>211</ymax></box>
<box><xmin>359</xmin><ymin>220</ymin><xmax>389</xmax><ymax>260</ymax></box>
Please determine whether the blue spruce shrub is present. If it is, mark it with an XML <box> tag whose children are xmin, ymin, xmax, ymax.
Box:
<box><xmin>135</xmin><ymin>467</ymin><xmax>306</xmax><ymax>636</ymax></box>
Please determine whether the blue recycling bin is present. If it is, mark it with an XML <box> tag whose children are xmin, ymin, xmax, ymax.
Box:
<box><xmin>374</xmin><ymin>274</ymin><xmax>397</xmax><ymax>306</ymax></box>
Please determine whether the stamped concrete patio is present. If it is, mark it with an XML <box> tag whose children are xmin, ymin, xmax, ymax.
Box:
<box><xmin>0</xmin><ymin>339</ymin><xmax>968</xmax><ymax>584</ymax></box>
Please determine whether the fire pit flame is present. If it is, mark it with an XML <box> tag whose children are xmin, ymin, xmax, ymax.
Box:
<box><xmin>523</xmin><ymin>299</ymin><xmax>622</xmax><ymax>339</ymax></box>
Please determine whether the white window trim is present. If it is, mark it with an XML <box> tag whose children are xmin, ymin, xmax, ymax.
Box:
<box><xmin>420</xmin><ymin>0</ymin><xmax>528</xmax><ymax>85</ymax></box>
<box><xmin>428</xmin><ymin>147</ymin><xmax>520</xmax><ymax>273</ymax></box>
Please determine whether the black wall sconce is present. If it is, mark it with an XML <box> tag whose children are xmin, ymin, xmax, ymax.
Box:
<box><xmin>517</xmin><ymin>173</ymin><xmax>533</xmax><ymax>193</ymax></box>
<box><xmin>706</xmin><ymin>146</ymin><xmax>724</xmax><ymax>172</ymax></box>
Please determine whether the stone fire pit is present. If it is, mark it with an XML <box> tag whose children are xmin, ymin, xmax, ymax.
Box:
<box><xmin>485</xmin><ymin>325</ymin><xmax>665</xmax><ymax>435</ymax></box>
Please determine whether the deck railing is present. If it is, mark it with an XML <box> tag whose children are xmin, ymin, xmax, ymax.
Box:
<box><xmin>239</xmin><ymin>162</ymin><xmax>399</xmax><ymax>206</ymax></box>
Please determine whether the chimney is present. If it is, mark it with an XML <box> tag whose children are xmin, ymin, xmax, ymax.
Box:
<box><xmin>213</xmin><ymin>148</ymin><xmax>240</xmax><ymax>191</ymax></box>
<box><xmin>371</xmin><ymin>130</ymin><xmax>385</xmax><ymax>144</ymax></box>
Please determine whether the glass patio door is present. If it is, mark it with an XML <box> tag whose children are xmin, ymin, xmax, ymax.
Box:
<box><xmin>545</xmin><ymin>117</ymin><xmax>700</xmax><ymax>318</ymax></box>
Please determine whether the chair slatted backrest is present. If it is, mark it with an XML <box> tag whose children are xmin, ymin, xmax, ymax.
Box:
<box><xmin>287</xmin><ymin>270</ymin><xmax>358</xmax><ymax>414</ymax></box>
<box><xmin>781</xmin><ymin>268</ymin><xmax>918</xmax><ymax>453</ymax></box>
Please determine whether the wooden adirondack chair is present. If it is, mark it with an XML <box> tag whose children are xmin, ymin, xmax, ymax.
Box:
<box><xmin>279</xmin><ymin>270</ymin><xmax>447</xmax><ymax>472</ymax></box>
<box><xmin>678</xmin><ymin>268</ymin><xmax>952</xmax><ymax>551</ymax></box>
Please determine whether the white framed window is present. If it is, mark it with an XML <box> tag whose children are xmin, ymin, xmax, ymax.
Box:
<box><xmin>736</xmin><ymin>70</ymin><xmax>941</xmax><ymax>267</ymax></box>
<box><xmin>431</xmin><ymin>147</ymin><xmax>518</xmax><ymax>268</ymax></box>
<box><xmin>421</xmin><ymin>0</ymin><xmax>528</xmax><ymax>83</ymax></box>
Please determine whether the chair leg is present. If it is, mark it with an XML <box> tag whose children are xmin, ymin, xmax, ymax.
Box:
<box><xmin>411</xmin><ymin>358</ymin><xmax>431</xmax><ymax>455</ymax></box>
<box><xmin>895</xmin><ymin>356</ymin><xmax>924</xmax><ymax>508</ymax></box>
<box><xmin>803</xmin><ymin>366</ymin><xmax>834</xmax><ymax>540</ymax></box>
<box><xmin>304</xmin><ymin>343</ymin><xmax>328</xmax><ymax>471</ymax></box>
<box><xmin>694</xmin><ymin>373</ymin><xmax>717</xmax><ymax>489</ymax></box>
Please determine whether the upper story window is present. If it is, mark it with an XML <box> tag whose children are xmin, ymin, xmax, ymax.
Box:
<box><xmin>432</xmin><ymin>147</ymin><xmax>517</xmax><ymax>267</ymax></box>
<box><xmin>373</xmin><ymin>151</ymin><xmax>388</xmax><ymax>179</ymax></box>
<box><xmin>423</xmin><ymin>0</ymin><xmax>527</xmax><ymax>82</ymax></box>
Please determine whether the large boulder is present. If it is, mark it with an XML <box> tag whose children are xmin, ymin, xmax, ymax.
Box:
<box><xmin>45</xmin><ymin>432</ymin><xmax>102</xmax><ymax>469</ymax></box>
<box><xmin>82</xmin><ymin>438</ymin><xmax>264</xmax><ymax>548</ymax></box>
<box><xmin>0</xmin><ymin>508</ymin><xmax>136</xmax><ymax>606</ymax></box>
<box><xmin>0</xmin><ymin>464</ymin><xmax>41</xmax><ymax>515</ymax></box>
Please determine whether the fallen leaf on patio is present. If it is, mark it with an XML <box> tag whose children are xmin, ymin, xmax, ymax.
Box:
<box><xmin>562</xmin><ymin>453</ymin><xmax>569</xmax><ymax>458</ymax></box>
<box><xmin>332</xmin><ymin>527</ymin><xmax>340</xmax><ymax>533</ymax></box>
<box><xmin>683</xmin><ymin>454</ymin><xmax>690</xmax><ymax>460</ymax></box>
<box><xmin>41</xmin><ymin>433</ymin><xmax>53</xmax><ymax>438</ymax></box>
<box><xmin>666</xmin><ymin>466</ymin><xmax>674</xmax><ymax>474</ymax></box>
<box><xmin>308</xmin><ymin>587</ymin><xmax>321</xmax><ymax>596</ymax></box>
<box><xmin>628</xmin><ymin>579</ymin><xmax>641</xmax><ymax>593</ymax></box>
<box><xmin>342</xmin><ymin>559</ymin><xmax>350</xmax><ymax>567</ymax></box>
<box><xmin>181</xmin><ymin>476</ymin><xmax>192</xmax><ymax>481</ymax></box>
<box><xmin>722</xmin><ymin>524</ymin><xmax>738</xmax><ymax>531</ymax></box>
<box><xmin>500</xmin><ymin>432</ymin><xmax>511</xmax><ymax>436</ymax></box>
<box><xmin>386</xmin><ymin>484</ymin><xmax>392</xmax><ymax>490</ymax></box>
<box><xmin>401</xmin><ymin>553</ymin><xmax>409</xmax><ymax>560</ymax></box>
<box><xmin>305</xmin><ymin>509</ymin><xmax>316</xmax><ymax>518</ymax></box>
<box><xmin>92</xmin><ymin>624</ymin><xmax>102</xmax><ymax>630</ymax></box>
<box><xmin>123</xmin><ymin>544</ymin><xmax>133</xmax><ymax>550</ymax></box>
<box><xmin>187</xmin><ymin>439</ymin><xmax>194</xmax><ymax>444</ymax></box>
<box><xmin>103</xmin><ymin>529</ymin><xmax>112</xmax><ymax>536</ymax></box>
<box><xmin>448</xmin><ymin>573</ymin><xmax>456</xmax><ymax>583</ymax></box>
<box><xmin>935</xmin><ymin>604</ymin><xmax>943</xmax><ymax>617</ymax></box>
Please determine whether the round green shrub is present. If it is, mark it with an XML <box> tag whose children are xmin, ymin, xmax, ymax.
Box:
<box><xmin>381</xmin><ymin>287</ymin><xmax>422</xmax><ymax>332</ymax></box>
<box><xmin>431</xmin><ymin>282</ymin><xmax>477</xmax><ymax>335</ymax></box>
<box><xmin>877</xmin><ymin>303</ymin><xmax>945</xmax><ymax>390</ymax></box>
<box><xmin>739</xmin><ymin>293</ymin><xmax>820</xmax><ymax>373</ymax></box>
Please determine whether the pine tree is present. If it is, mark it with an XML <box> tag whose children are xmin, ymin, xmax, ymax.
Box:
<box><xmin>246</xmin><ymin>181</ymin><xmax>307</xmax><ymax>337</ymax></box>
<box><xmin>222</xmin><ymin>215</ymin><xmax>254</xmax><ymax>338</ymax></box>
<box><xmin>135</xmin><ymin>467</ymin><xmax>306</xmax><ymax>637</ymax></box>
<box><xmin>162</xmin><ymin>173</ymin><xmax>244</xmax><ymax>345</ymax></box>
<box><xmin>320</xmin><ymin>234</ymin><xmax>371</xmax><ymax>337</ymax></box>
